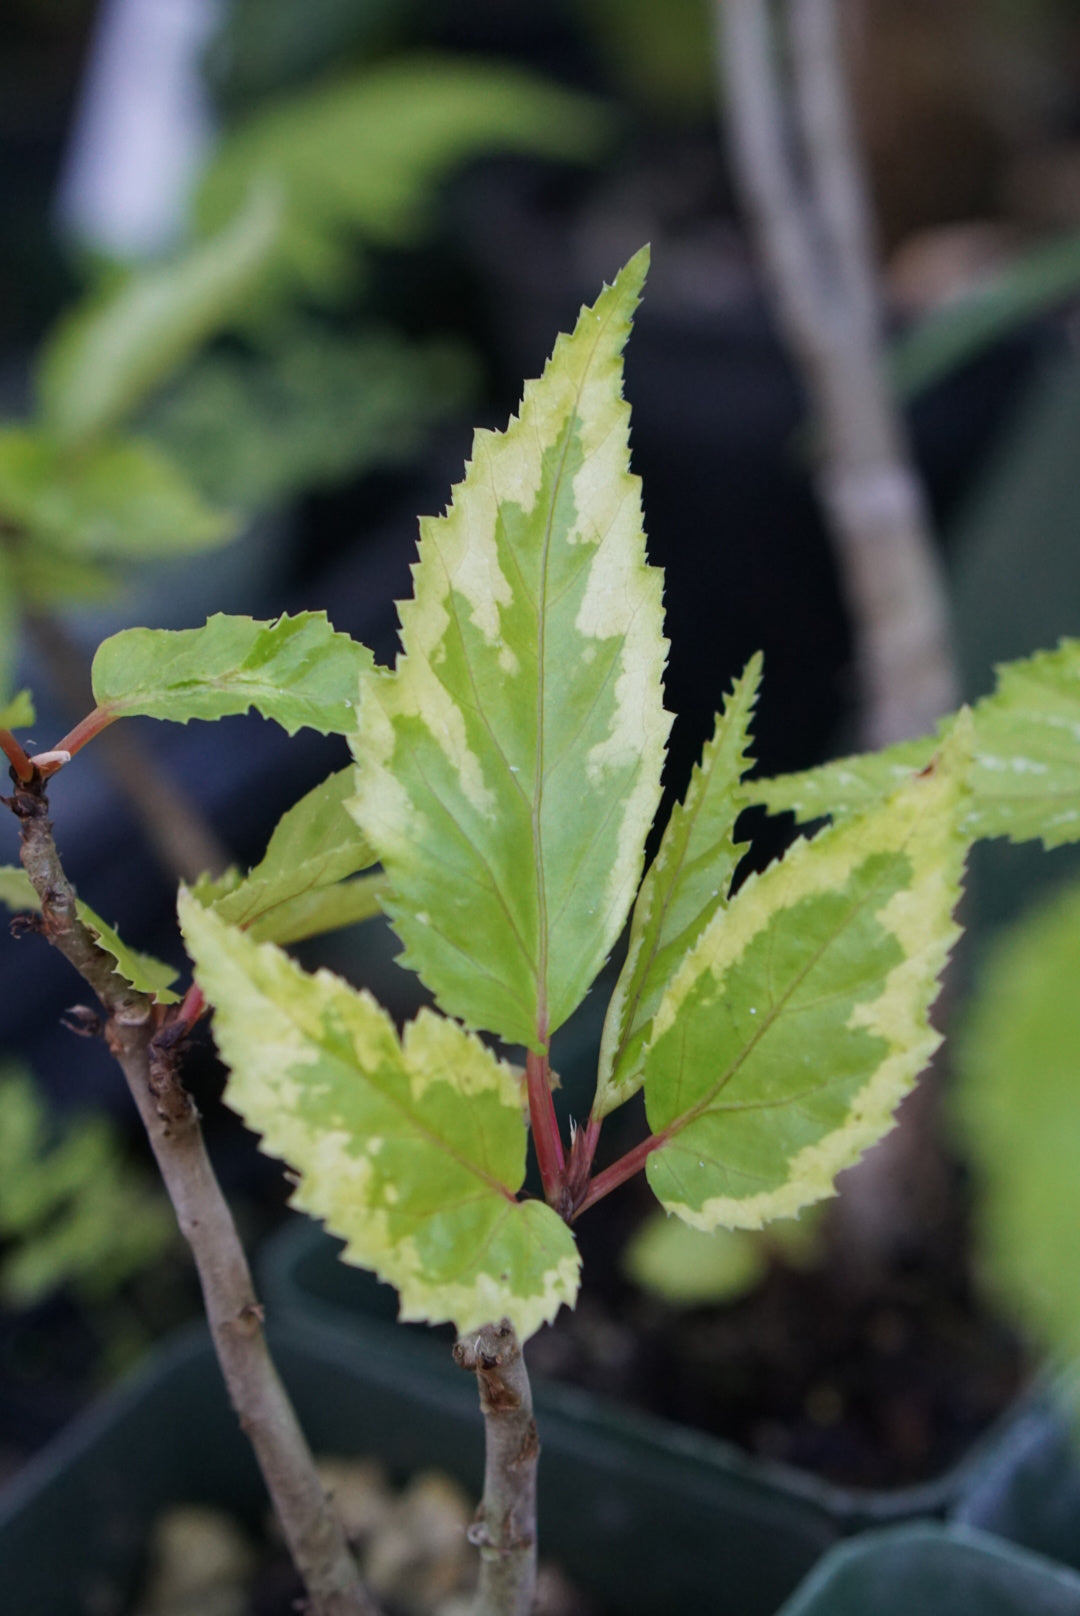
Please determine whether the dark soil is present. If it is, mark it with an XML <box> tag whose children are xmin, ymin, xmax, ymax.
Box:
<box><xmin>530</xmin><ymin>1153</ymin><xmax>1027</xmax><ymax>1493</ymax></box>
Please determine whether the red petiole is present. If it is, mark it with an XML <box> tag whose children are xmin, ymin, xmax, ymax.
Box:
<box><xmin>53</xmin><ymin>705</ymin><xmax>117</xmax><ymax>762</ymax></box>
<box><xmin>572</xmin><ymin>1127</ymin><xmax>669</xmax><ymax>1220</ymax></box>
<box><xmin>0</xmin><ymin>728</ymin><xmax>34</xmax><ymax>783</ymax></box>
<box><xmin>525</xmin><ymin>1046</ymin><xmax>565</xmax><ymax>1208</ymax></box>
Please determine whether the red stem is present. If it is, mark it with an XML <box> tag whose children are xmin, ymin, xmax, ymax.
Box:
<box><xmin>572</xmin><ymin>1128</ymin><xmax>669</xmax><ymax>1220</ymax></box>
<box><xmin>525</xmin><ymin>1047</ymin><xmax>565</xmax><ymax>1208</ymax></box>
<box><xmin>53</xmin><ymin>705</ymin><xmax>117</xmax><ymax>762</ymax></box>
<box><xmin>0</xmin><ymin>729</ymin><xmax>34</xmax><ymax>783</ymax></box>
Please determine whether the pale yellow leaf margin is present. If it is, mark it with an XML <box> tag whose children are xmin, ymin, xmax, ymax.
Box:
<box><xmin>646</xmin><ymin>711</ymin><xmax>974</xmax><ymax>1231</ymax></box>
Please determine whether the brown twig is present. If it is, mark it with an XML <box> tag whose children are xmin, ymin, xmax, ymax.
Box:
<box><xmin>5</xmin><ymin>767</ymin><xmax>379</xmax><ymax>1616</ymax></box>
<box><xmin>453</xmin><ymin>1322</ymin><xmax>538</xmax><ymax>1616</ymax></box>
<box><xmin>716</xmin><ymin>0</ymin><xmax>958</xmax><ymax>747</ymax></box>
<box><xmin>25</xmin><ymin>609</ymin><xmax>230</xmax><ymax>881</ymax></box>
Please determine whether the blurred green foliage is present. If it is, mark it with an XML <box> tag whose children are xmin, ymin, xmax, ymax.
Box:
<box><xmin>575</xmin><ymin>0</ymin><xmax>714</xmax><ymax>120</ymax></box>
<box><xmin>0</xmin><ymin>1064</ymin><xmax>174</xmax><ymax>1310</ymax></box>
<box><xmin>623</xmin><ymin>1207</ymin><xmax>822</xmax><ymax>1308</ymax></box>
<box><xmin>140</xmin><ymin>322</ymin><xmax>473</xmax><ymax>511</ymax></box>
<box><xmin>954</xmin><ymin>878</ymin><xmax>1080</xmax><ymax>1361</ymax></box>
<box><xmin>891</xmin><ymin>231</ymin><xmax>1080</xmax><ymax>405</ymax></box>
<box><xmin>197</xmin><ymin>57</ymin><xmax>611</xmax><ymax>306</ymax></box>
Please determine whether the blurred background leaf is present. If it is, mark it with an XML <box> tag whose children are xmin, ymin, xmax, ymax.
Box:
<box><xmin>953</xmin><ymin>876</ymin><xmax>1080</xmax><ymax>1361</ymax></box>
<box><xmin>197</xmin><ymin>57</ymin><xmax>612</xmax><ymax>306</ymax></box>
<box><xmin>0</xmin><ymin>1063</ymin><xmax>174</xmax><ymax>1311</ymax></box>
<box><xmin>38</xmin><ymin>186</ymin><xmax>281</xmax><ymax>447</ymax></box>
<box><xmin>140</xmin><ymin>321</ymin><xmax>474</xmax><ymax>510</ymax></box>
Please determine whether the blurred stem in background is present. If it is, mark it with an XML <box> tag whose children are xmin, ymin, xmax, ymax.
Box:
<box><xmin>715</xmin><ymin>0</ymin><xmax>960</xmax><ymax>1267</ymax></box>
<box><xmin>716</xmin><ymin>0</ymin><xmax>958</xmax><ymax>750</ymax></box>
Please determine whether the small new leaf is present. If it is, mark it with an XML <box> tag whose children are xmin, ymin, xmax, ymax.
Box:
<box><xmin>747</xmin><ymin>641</ymin><xmax>1080</xmax><ymax>850</ymax></box>
<box><xmin>243</xmin><ymin>874</ymin><xmax>388</xmax><ymax>948</ymax></box>
<box><xmin>92</xmin><ymin>613</ymin><xmax>372</xmax><ymax>736</ymax></box>
<box><xmin>643</xmin><ymin>716</ymin><xmax>971</xmax><ymax>1231</ymax></box>
<box><xmin>350</xmin><ymin>249</ymin><xmax>671</xmax><ymax>1049</ymax></box>
<box><xmin>192</xmin><ymin>769</ymin><xmax>384</xmax><ymax>945</ymax></box>
<box><xmin>595</xmin><ymin>655</ymin><xmax>760</xmax><ymax>1118</ymax></box>
<box><xmin>179</xmin><ymin>894</ymin><xmax>580</xmax><ymax>1339</ymax></box>
<box><xmin>0</xmin><ymin>867</ymin><xmax>179</xmax><ymax>1002</ymax></box>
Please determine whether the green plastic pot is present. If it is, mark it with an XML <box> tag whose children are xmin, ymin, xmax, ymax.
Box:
<box><xmin>0</xmin><ymin>1317</ymin><xmax>836</xmax><ymax>1616</ymax></box>
<box><xmin>953</xmin><ymin>1371</ymin><xmax>1080</xmax><ymax>1575</ymax></box>
<box><xmin>259</xmin><ymin>1213</ymin><xmax>1033</xmax><ymax>1555</ymax></box>
<box><xmin>775</xmin><ymin>1523</ymin><xmax>1080</xmax><ymax>1615</ymax></box>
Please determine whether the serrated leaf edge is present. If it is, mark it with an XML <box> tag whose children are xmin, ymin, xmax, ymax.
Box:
<box><xmin>646</xmin><ymin>712</ymin><xmax>974</xmax><ymax>1231</ymax></box>
<box><xmin>596</xmin><ymin>653</ymin><xmax>761</xmax><ymax>1118</ymax></box>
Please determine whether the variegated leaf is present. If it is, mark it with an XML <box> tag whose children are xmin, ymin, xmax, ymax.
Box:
<box><xmin>747</xmin><ymin>640</ymin><xmax>1080</xmax><ymax>850</ymax></box>
<box><xmin>349</xmin><ymin>249</ymin><xmax>671</xmax><ymax>1050</ymax></box>
<box><xmin>179</xmin><ymin>893</ymin><xmax>580</xmax><ymax>1338</ymax></box>
<box><xmin>595</xmin><ymin>655</ymin><xmax>760</xmax><ymax>1119</ymax></box>
<box><xmin>0</xmin><ymin>866</ymin><xmax>179</xmax><ymax>1002</ymax></box>
<box><xmin>642</xmin><ymin>715</ymin><xmax>971</xmax><ymax>1231</ymax></box>
<box><xmin>92</xmin><ymin>613</ymin><xmax>371</xmax><ymax>736</ymax></box>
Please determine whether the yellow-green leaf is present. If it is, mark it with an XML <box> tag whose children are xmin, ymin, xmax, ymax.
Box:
<box><xmin>350</xmin><ymin>249</ymin><xmax>671</xmax><ymax>1050</ymax></box>
<box><xmin>595</xmin><ymin>655</ymin><xmax>760</xmax><ymax>1118</ymax></box>
<box><xmin>179</xmin><ymin>893</ymin><xmax>580</xmax><ymax>1339</ymax></box>
<box><xmin>747</xmin><ymin>641</ymin><xmax>1080</xmax><ymax>851</ymax></box>
<box><xmin>203</xmin><ymin>768</ymin><xmax>378</xmax><ymax>941</ymax></box>
<box><xmin>0</xmin><ymin>867</ymin><xmax>37</xmax><ymax>913</ymax></box>
<box><xmin>91</xmin><ymin>612</ymin><xmax>372</xmax><ymax>736</ymax></box>
<box><xmin>244</xmin><ymin>873</ymin><xmax>388</xmax><ymax>947</ymax></box>
<box><xmin>0</xmin><ymin>691</ymin><xmax>34</xmax><ymax>731</ymax></box>
<box><xmin>643</xmin><ymin>716</ymin><xmax>971</xmax><ymax>1231</ymax></box>
<box><xmin>0</xmin><ymin>867</ymin><xmax>179</xmax><ymax>1002</ymax></box>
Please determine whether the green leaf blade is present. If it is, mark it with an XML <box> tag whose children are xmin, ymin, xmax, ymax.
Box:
<box><xmin>350</xmin><ymin>249</ymin><xmax>671</xmax><ymax>1049</ymax></box>
<box><xmin>643</xmin><ymin>718</ymin><xmax>971</xmax><ymax>1231</ymax></box>
<box><xmin>595</xmin><ymin>655</ymin><xmax>761</xmax><ymax>1118</ymax></box>
<box><xmin>179</xmin><ymin>894</ymin><xmax>580</xmax><ymax>1338</ymax></box>
<box><xmin>747</xmin><ymin>641</ymin><xmax>1080</xmax><ymax>849</ymax></box>
<box><xmin>208</xmin><ymin>768</ymin><xmax>377</xmax><ymax>932</ymax></box>
<box><xmin>91</xmin><ymin>612</ymin><xmax>372</xmax><ymax>736</ymax></box>
<box><xmin>38</xmin><ymin>187</ymin><xmax>280</xmax><ymax>446</ymax></box>
<box><xmin>244</xmin><ymin>873</ymin><xmax>388</xmax><ymax>947</ymax></box>
<box><xmin>967</xmin><ymin>641</ymin><xmax>1080</xmax><ymax>848</ymax></box>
